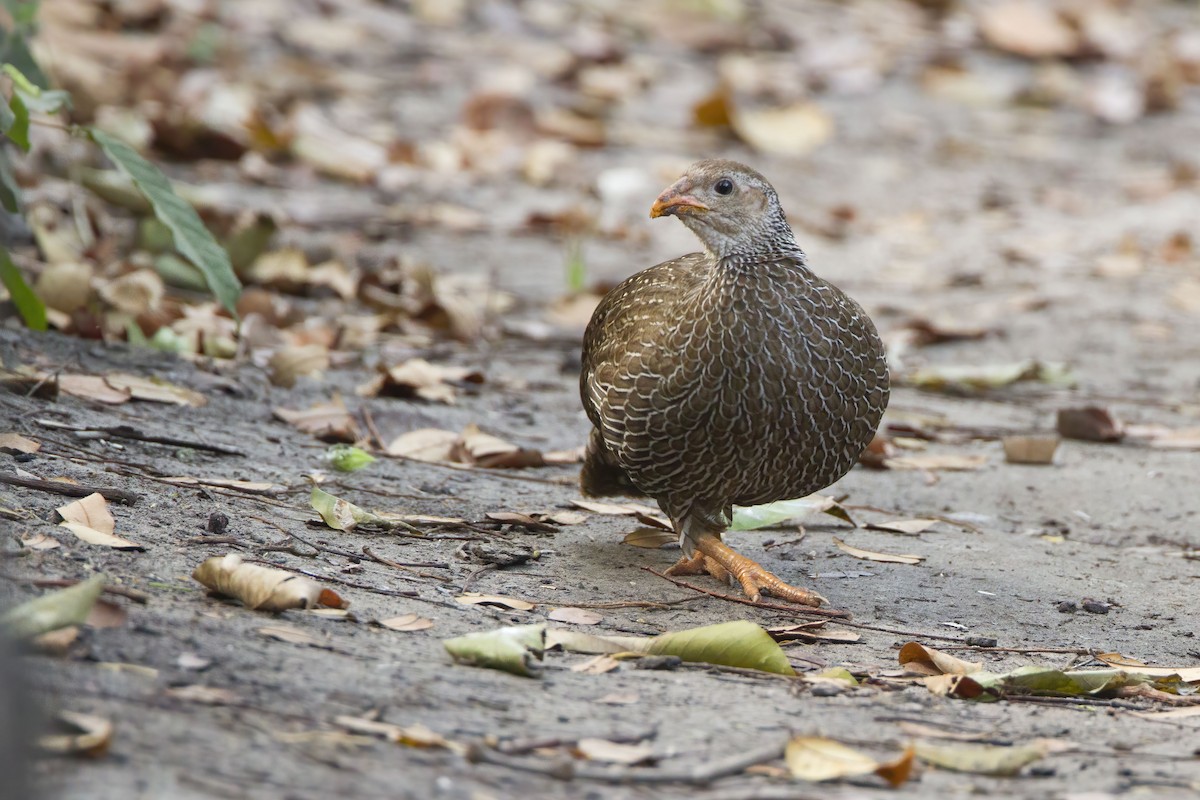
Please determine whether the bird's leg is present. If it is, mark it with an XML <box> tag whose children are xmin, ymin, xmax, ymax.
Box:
<box><xmin>688</xmin><ymin>531</ymin><xmax>826</xmax><ymax>607</ymax></box>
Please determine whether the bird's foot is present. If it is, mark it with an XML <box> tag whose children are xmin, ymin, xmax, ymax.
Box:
<box><xmin>686</xmin><ymin>532</ymin><xmax>826</xmax><ymax>607</ymax></box>
<box><xmin>666</xmin><ymin>551</ymin><xmax>731</xmax><ymax>583</ymax></box>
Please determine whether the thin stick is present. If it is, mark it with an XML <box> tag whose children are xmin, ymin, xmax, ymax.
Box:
<box><xmin>644</xmin><ymin>568</ymin><xmax>851</xmax><ymax>620</ymax></box>
<box><xmin>36</xmin><ymin>419</ymin><xmax>244</xmax><ymax>456</ymax></box>
<box><xmin>934</xmin><ymin>645</ymin><xmax>1092</xmax><ymax>655</ymax></box>
<box><xmin>1</xmin><ymin>575</ymin><xmax>151</xmax><ymax>604</ymax></box>
<box><xmin>287</xmin><ymin>567</ymin><xmax>418</xmax><ymax>599</ymax></box>
<box><xmin>564</xmin><ymin>596</ymin><xmax>706</xmax><ymax>610</ymax></box>
<box><xmin>467</xmin><ymin>738</ymin><xmax>787</xmax><ymax>785</ymax></box>
<box><xmin>0</xmin><ymin>473</ymin><xmax>141</xmax><ymax>505</ymax></box>
<box><xmin>362</xmin><ymin>546</ymin><xmax>452</xmax><ymax>583</ymax></box>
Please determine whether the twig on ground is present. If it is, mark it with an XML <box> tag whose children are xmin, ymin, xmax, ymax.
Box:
<box><xmin>185</xmin><ymin>535</ymin><xmax>243</xmax><ymax>547</ymax></box>
<box><xmin>36</xmin><ymin>419</ymin><xmax>244</xmax><ymax>456</ymax></box>
<box><xmin>286</xmin><ymin>567</ymin><xmax>419</xmax><ymax>599</ymax></box>
<box><xmin>460</xmin><ymin>563</ymin><xmax>499</xmax><ymax>593</ymax></box>
<box><xmin>934</xmin><ymin>645</ymin><xmax>1093</xmax><ymax>655</ymax></box>
<box><xmin>362</xmin><ymin>546</ymin><xmax>452</xmax><ymax>583</ymax></box>
<box><xmin>0</xmin><ymin>473</ymin><xmax>141</xmax><ymax>505</ymax></box>
<box><xmin>0</xmin><ymin>575</ymin><xmax>151</xmax><ymax>604</ymax></box>
<box><xmin>644</xmin><ymin>568</ymin><xmax>851</xmax><ymax>620</ymax></box>
<box><xmin>467</xmin><ymin>738</ymin><xmax>787</xmax><ymax>785</ymax></box>
<box><xmin>496</xmin><ymin>726</ymin><xmax>659</xmax><ymax>756</ymax></box>
<box><xmin>564</xmin><ymin>596</ymin><xmax>706</xmax><ymax>610</ymax></box>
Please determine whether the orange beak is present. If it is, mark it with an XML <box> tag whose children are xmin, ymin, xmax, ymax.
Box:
<box><xmin>649</xmin><ymin>178</ymin><xmax>708</xmax><ymax>219</ymax></box>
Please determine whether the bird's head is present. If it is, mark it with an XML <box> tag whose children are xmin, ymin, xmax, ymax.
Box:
<box><xmin>649</xmin><ymin>159</ymin><xmax>797</xmax><ymax>261</ymax></box>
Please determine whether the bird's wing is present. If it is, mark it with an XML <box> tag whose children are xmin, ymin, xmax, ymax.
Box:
<box><xmin>579</xmin><ymin>253</ymin><xmax>709</xmax><ymax>439</ymax></box>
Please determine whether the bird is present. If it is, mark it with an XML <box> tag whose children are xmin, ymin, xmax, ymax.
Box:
<box><xmin>579</xmin><ymin>159</ymin><xmax>889</xmax><ymax>606</ymax></box>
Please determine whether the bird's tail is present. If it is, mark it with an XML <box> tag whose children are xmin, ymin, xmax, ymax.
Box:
<box><xmin>580</xmin><ymin>429</ymin><xmax>647</xmax><ymax>498</ymax></box>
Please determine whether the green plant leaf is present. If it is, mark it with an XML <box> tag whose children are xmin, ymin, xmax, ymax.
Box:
<box><xmin>913</xmin><ymin>741</ymin><xmax>1049</xmax><ymax>777</ymax></box>
<box><xmin>1</xmin><ymin>574</ymin><xmax>105</xmax><ymax>640</ymax></box>
<box><xmin>648</xmin><ymin>620</ymin><xmax>796</xmax><ymax>676</ymax></box>
<box><xmin>4</xmin><ymin>91</ymin><xmax>28</xmax><ymax>151</ymax></box>
<box><xmin>325</xmin><ymin>444</ymin><xmax>376</xmax><ymax>473</ymax></box>
<box><xmin>0</xmin><ymin>245</ymin><xmax>46</xmax><ymax>330</ymax></box>
<box><xmin>0</xmin><ymin>90</ymin><xmax>13</xmax><ymax>134</ymax></box>
<box><xmin>444</xmin><ymin>623</ymin><xmax>545</xmax><ymax>678</ymax></box>
<box><xmin>0</xmin><ymin>33</ymin><xmax>49</xmax><ymax>90</ymax></box>
<box><xmin>0</xmin><ymin>147</ymin><xmax>20</xmax><ymax>212</ymax></box>
<box><xmin>86</xmin><ymin>127</ymin><xmax>241</xmax><ymax>316</ymax></box>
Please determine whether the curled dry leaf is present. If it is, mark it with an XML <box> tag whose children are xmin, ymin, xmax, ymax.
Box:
<box><xmin>311</xmin><ymin>487</ymin><xmax>384</xmax><ymax>531</ymax></box>
<box><xmin>57</xmin><ymin>493</ymin><xmax>143</xmax><ymax>551</ymax></box>
<box><xmin>547</xmin><ymin>607</ymin><xmax>603</xmax><ymax>625</ymax></box>
<box><xmin>786</xmin><ymin>737</ymin><xmax>913</xmax><ymax>787</ymax></box>
<box><xmin>575</xmin><ymin>738</ymin><xmax>655</xmax><ymax>766</ymax></box>
<box><xmin>443</xmin><ymin>623</ymin><xmax>546</xmax><ymax>678</ymax></box>
<box><xmin>1057</xmin><ymin>406</ymin><xmax>1123</xmax><ymax>442</ymax></box>
<box><xmin>833</xmin><ymin>537</ymin><xmax>925</xmax><ymax>565</ymax></box>
<box><xmin>898</xmin><ymin>642</ymin><xmax>982</xmax><ymax>676</ymax></box>
<box><xmin>386</xmin><ymin>428</ymin><xmax>458</xmax><ymax>461</ymax></box>
<box><xmin>268</xmin><ymin>343</ymin><xmax>330</xmax><ymax>388</ymax></box>
<box><xmin>453</xmin><ymin>424</ymin><xmax>544</xmax><ymax>469</ymax></box>
<box><xmin>378</xmin><ymin>613</ymin><xmax>434</xmax><ymax>632</ymax></box>
<box><xmin>454</xmin><ymin>593</ymin><xmax>535</xmax><ymax>611</ymax></box>
<box><xmin>38</xmin><ymin>711</ymin><xmax>114</xmax><ymax>758</ymax></box>
<box><xmin>334</xmin><ymin>716</ymin><xmax>456</xmax><ymax>750</ymax></box>
<box><xmin>864</xmin><ymin>518</ymin><xmax>939</xmax><ymax>535</ymax></box>
<box><xmin>56</xmin><ymin>374</ymin><xmax>132</xmax><ymax>404</ymax></box>
<box><xmin>259</xmin><ymin>625</ymin><xmax>326</xmax><ymax>647</ymax></box>
<box><xmin>360</xmin><ymin>358</ymin><xmax>483</xmax><ymax>404</ymax></box>
<box><xmin>1002</xmin><ymin>435</ymin><xmax>1059</xmax><ymax>464</ymax></box>
<box><xmin>274</xmin><ymin>397</ymin><xmax>361</xmax><ymax>442</ymax></box>
<box><xmin>20</xmin><ymin>533</ymin><xmax>61</xmax><ymax>551</ymax></box>
<box><xmin>193</xmin><ymin>553</ymin><xmax>348</xmax><ymax>612</ymax></box>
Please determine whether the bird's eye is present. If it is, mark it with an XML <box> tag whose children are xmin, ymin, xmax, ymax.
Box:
<box><xmin>714</xmin><ymin>178</ymin><xmax>734</xmax><ymax>195</ymax></box>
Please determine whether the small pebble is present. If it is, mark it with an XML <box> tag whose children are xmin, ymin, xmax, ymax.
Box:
<box><xmin>1055</xmin><ymin>600</ymin><xmax>1078</xmax><ymax>613</ymax></box>
<box><xmin>1081</xmin><ymin>598</ymin><xmax>1110</xmax><ymax>614</ymax></box>
<box><xmin>810</xmin><ymin>683</ymin><xmax>844</xmax><ymax>697</ymax></box>
<box><xmin>966</xmin><ymin>636</ymin><xmax>998</xmax><ymax>647</ymax></box>
<box><xmin>207</xmin><ymin>512</ymin><xmax>229</xmax><ymax>535</ymax></box>
<box><xmin>634</xmin><ymin>655</ymin><xmax>681</xmax><ymax>671</ymax></box>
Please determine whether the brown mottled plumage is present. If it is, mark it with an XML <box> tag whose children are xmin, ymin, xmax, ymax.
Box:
<box><xmin>580</xmin><ymin>159</ymin><xmax>889</xmax><ymax>605</ymax></box>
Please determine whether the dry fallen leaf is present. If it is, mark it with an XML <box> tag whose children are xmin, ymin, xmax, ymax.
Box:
<box><xmin>104</xmin><ymin>373</ymin><xmax>207</xmax><ymax>406</ymax></box>
<box><xmin>898</xmin><ymin>642</ymin><xmax>982</xmax><ymax>676</ymax></box>
<box><xmin>0</xmin><ymin>433</ymin><xmax>40</xmax><ymax>454</ymax></box>
<box><xmin>574</xmin><ymin>738</ymin><xmax>655</xmax><ymax>766</ymax></box>
<box><xmin>594</xmin><ymin>692</ymin><xmax>640</xmax><ymax>706</ymax></box>
<box><xmin>361</xmin><ymin>358</ymin><xmax>483</xmax><ymax>404</ymax></box>
<box><xmin>885</xmin><ymin>453</ymin><xmax>988</xmax><ymax>471</ymax></box>
<box><xmin>977</xmin><ymin>1</ymin><xmax>1079</xmax><ymax>59</ymax></box>
<box><xmin>268</xmin><ymin>343</ymin><xmax>330</xmax><ymax>388</ymax></box>
<box><xmin>164</xmin><ymin>684</ymin><xmax>239</xmax><ymax>705</ymax></box>
<box><xmin>571</xmin><ymin>655</ymin><xmax>620</xmax><ymax>674</ymax></box>
<box><xmin>833</xmin><ymin>537</ymin><xmax>924</xmax><ymax>565</ymax></box>
<box><xmin>547</xmin><ymin>607</ymin><xmax>603</xmax><ymax>625</ymax></box>
<box><xmin>386</xmin><ymin>428</ymin><xmax>459</xmax><ymax>462</ymax></box>
<box><xmin>21</xmin><ymin>533</ymin><xmax>61</xmax><ymax>551</ymax></box>
<box><xmin>1057</xmin><ymin>407</ymin><xmax>1123</xmax><ymax>442</ymax></box>
<box><xmin>193</xmin><ymin>553</ymin><xmax>348</xmax><ymax>612</ymax></box>
<box><xmin>453</xmin><ymin>424</ymin><xmax>544</xmax><ymax>469</ymax></box>
<box><xmin>56</xmin><ymin>374</ymin><xmax>132</xmax><ymax>404</ymax></box>
<box><xmin>57</xmin><ymin>493</ymin><xmax>143</xmax><ymax>551</ymax></box>
<box><xmin>454</xmin><ymin>593</ymin><xmax>536</xmax><ymax>611</ymax></box>
<box><xmin>731</xmin><ymin>102</ymin><xmax>834</xmax><ymax>158</ymax></box>
<box><xmin>38</xmin><ymin>711</ymin><xmax>114</xmax><ymax>758</ymax></box>
<box><xmin>378</xmin><ymin>613</ymin><xmax>434</xmax><ymax>632</ymax></box>
<box><xmin>274</xmin><ymin>397</ymin><xmax>361</xmax><ymax>442</ymax></box>
<box><xmin>914</xmin><ymin>740</ymin><xmax>1053</xmax><ymax>776</ymax></box>
<box><xmin>786</xmin><ymin>737</ymin><xmax>913</xmax><ymax>787</ymax></box>
<box><xmin>259</xmin><ymin>625</ymin><xmax>326</xmax><ymax>647</ymax></box>
<box><xmin>864</xmin><ymin>519</ymin><xmax>939</xmax><ymax>535</ymax></box>
<box><xmin>1002</xmin><ymin>435</ymin><xmax>1059</xmax><ymax>465</ymax></box>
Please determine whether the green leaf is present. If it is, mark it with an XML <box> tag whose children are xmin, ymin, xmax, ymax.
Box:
<box><xmin>325</xmin><ymin>444</ymin><xmax>376</xmax><ymax>473</ymax></box>
<box><xmin>913</xmin><ymin>741</ymin><xmax>1049</xmax><ymax>777</ymax></box>
<box><xmin>443</xmin><ymin>624</ymin><xmax>545</xmax><ymax>678</ymax></box>
<box><xmin>4</xmin><ymin>91</ymin><xmax>28</xmax><ymax>151</ymax></box>
<box><xmin>731</xmin><ymin>495</ymin><xmax>844</xmax><ymax>531</ymax></box>
<box><xmin>0</xmin><ymin>245</ymin><xmax>46</xmax><ymax>330</ymax></box>
<box><xmin>0</xmin><ymin>147</ymin><xmax>20</xmax><ymax>212</ymax></box>
<box><xmin>0</xmin><ymin>574</ymin><xmax>105</xmax><ymax>640</ymax></box>
<box><xmin>0</xmin><ymin>33</ymin><xmax>49</xmax><ymax>90</ymax></box>
<box><xmin>648</xmin><ymin>620</ymin><xmax>796</xmax><ymax>676</ymax></box>
<box><xmin>310</xmin><ymin>486</ymin><xmax>384</xmax><ymax>531</ymax></box>
<box><xmin>86</xmin><ymin>127</ymin><xmax>241</xmax><ymax>316</ymax></box>
<box><xmin>0</xmin><ymin>90</ymin><xmax>13</xmax><ymax>134</ymax></box>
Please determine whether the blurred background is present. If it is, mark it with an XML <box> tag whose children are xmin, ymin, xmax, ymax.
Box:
<box><xmin>3</xmin><ymin>0</ymin><xmax>1198</xmax><ymax>398</ymax></box>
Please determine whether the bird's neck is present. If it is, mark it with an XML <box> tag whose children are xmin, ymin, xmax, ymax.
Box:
<box><xmin>700</xmin><ymin>212</ymin><xmax>808</xmax><ymax>270</ymax></box>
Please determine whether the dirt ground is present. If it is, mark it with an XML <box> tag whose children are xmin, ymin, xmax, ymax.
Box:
<box><xmin>4</xmin><ymin>1</ymin><xmax>1200</xmax><ymax>798</ymax></box>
